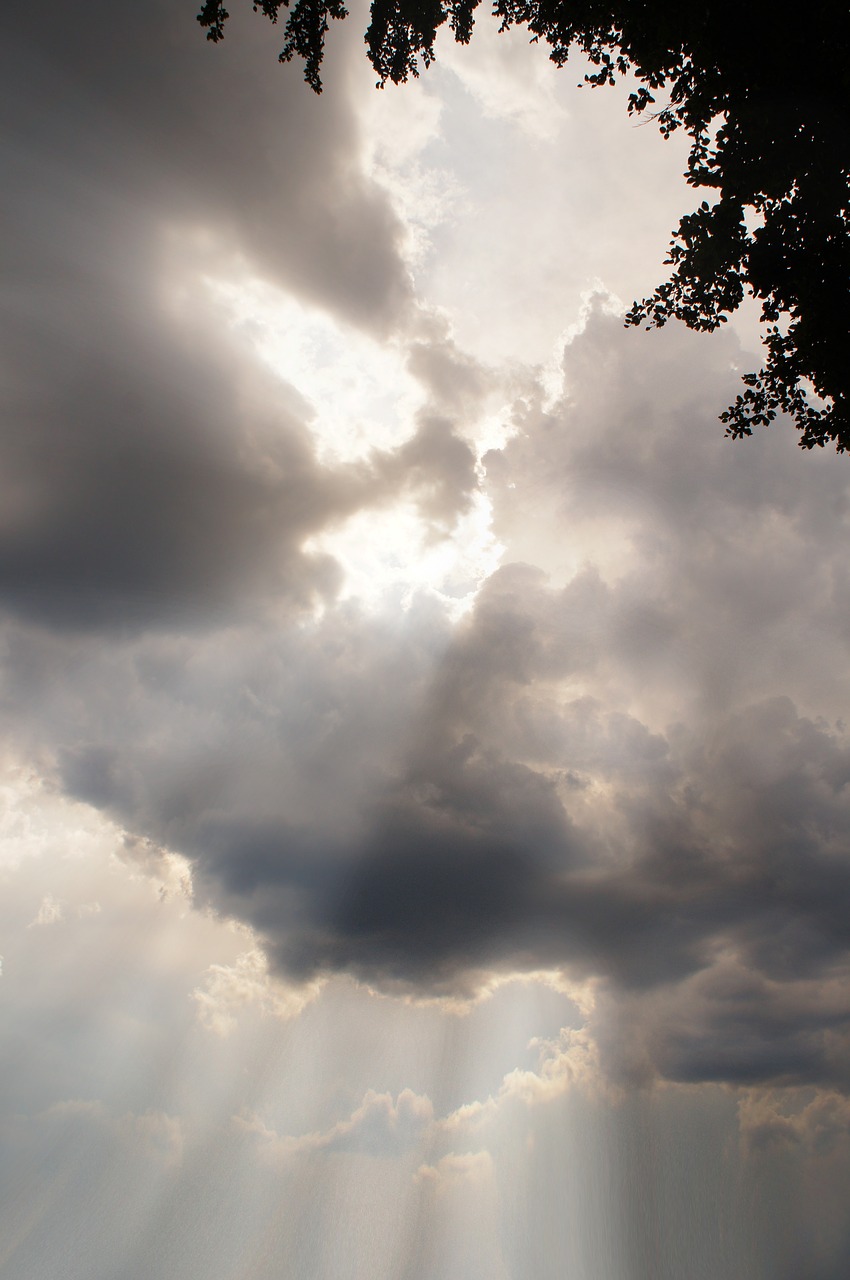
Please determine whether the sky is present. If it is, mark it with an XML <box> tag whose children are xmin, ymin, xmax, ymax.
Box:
<box><xmin>3</xmin><ymin>2</ymin><xmax>850</xmax><ymax>1277</ymax></box>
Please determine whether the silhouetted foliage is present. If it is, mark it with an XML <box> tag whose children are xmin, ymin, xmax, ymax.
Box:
<box><xmin>198</xmin><ymin>0</ymin><xmax>850</xmax><ymax>450</ymax></box>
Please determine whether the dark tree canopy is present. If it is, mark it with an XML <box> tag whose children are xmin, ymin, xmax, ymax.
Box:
<box><xmin>198</xmin><ymin>0</ymin><xmax>850</xmax><ymax>451</ymax></box>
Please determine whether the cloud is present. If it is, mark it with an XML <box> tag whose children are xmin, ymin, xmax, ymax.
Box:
<box><xmin>437</xmin><ymin>15</ymin><xmax>567</xmax><ymax>140</ymax></box>
<box><xmin>0</xmin><ymin>248</ymin><xmax>482</xmax><ymax>632</ymax></box>
<box><xmin>237</xmin><ymin>1087</ymin><xmax>434</xmax><ymax>1160</ymax></box>
<box><xmin>415</xmin><ymin>1149</ymin><xmax>494</xmax><ymax>1191</ymax></box>
<box><xmin>435</xmin><ymin>1021</ymin><xmax>604</xmax><ymax>1144</ymax></box>
<box><xmin>6</xmin><ymin>0</ymin><xmax>850</xmax><ymax>1105</ymax></box>
<box><xmin>8</xmin><ymin>307</ymin><xmax>850</xmax><ymax>1097</ymax></box>
<box><xmin>2</xmin><ymin>1</ymin><xmax>464</xmax><ymax>635</ymax></box>
<box><xmin>192</xmin><ymin>948</ymin><xmax>325</xmax><ymax>1035</ymax></box>
<box><xmin>6</xmin><ymin>1</ymin><xmax>413</xmax><ymax>332</ymax></box>
<box><xmin>737</xmin><ymin>1088</ymin><xmax>850</xmax><ymax>1157</ymax></box>
<box><xmin>11</xmin><ymin>1100</ymin><xmax>185</xmax><ymax>1168</ymax></box>
<box><xmin>29</xmin><ymin>896</ymin><xmax>64</xmax><ymax>927</ymax></box>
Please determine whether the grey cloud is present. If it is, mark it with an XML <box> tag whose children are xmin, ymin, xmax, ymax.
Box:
<box><xmin>405</xmin><ymin>329</ymin><xmax>490</xmax><ymax>416</ymax></box>
<box><xmin>1</xmin><ymin>310</ymin><xmax>352</xmax><ymax>628</ymax></box>
<box><xmin>484</xmin><ymin>305</ymin><xmax>850</xmax><ymax>719</ymax></box>
<box><xmin>7</xmin><ymin>80</ymin><xmax>850</xmax><ymax>1099</ymax></box>
<box><xmin>1</xmin><ymin>0</ymin><xmax>457</xmax><ymax>633</ymax></box>
<box><xmin>1</xmin><ymin>290</ymin><xmax>478</xmax><ymax>630</ymax></box>
<box><xmin>23</xmin><ymin>572</ymin><xmax>850</xmax><ymax>1072</ymax></box>
<box><xmin>373</xmin><ymin>412</ymin><xmax>478</xmax><ymax>529</ymax></box>
<box><xmin>597</xmin><ymin>957</ymin><xmax>850</xmax><ymax>1091</ymax></box>
<box><xmin>5</xmin><ymin>0</ymin><xmax>412</xmax><ymax>334</ymax></box>
<box><xmin>164</xmin><ymin>311</ymin><xmax>850</xmax><ymax>1080</ymax></box>
<box><xmin>738</xmin><ymin>1089</ymin><xmax>850</xmax><ymax>1157</ymax></box>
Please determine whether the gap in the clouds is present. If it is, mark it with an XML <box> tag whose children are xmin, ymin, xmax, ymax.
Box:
<box><xmin>387</xmin><ymin>44</ymin><xmax>697</xmax><ymax>370</ymax></box>
<box><xmin>199</xmin><ymin>268</ymin><xmax>510</xmax><ymax>615</ymax></box>
<box><xmin>303</xmin><ymin>491</ymin><xmax>504</xmax><ymax>616</ymax></box>
<box><xmin>202</xmin><ymin>271</ymin><xmax>424</xmax><ymax>464</ymax></box>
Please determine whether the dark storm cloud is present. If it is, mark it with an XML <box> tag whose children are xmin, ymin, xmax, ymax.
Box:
<box><xmin>21</xmin><ymin>569</ymin><xmax>850</xmax><ymax>1077</ymax></box>
<box><xmin>294</xmin><ymin>684</ymin><xmax>850</xmax><ymax>1005</ymax></box>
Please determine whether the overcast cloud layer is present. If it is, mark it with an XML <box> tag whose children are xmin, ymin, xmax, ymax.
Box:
<box><xmin>5</xmin><ymin>0</ymin><xmax>850</xmax><ymax>1121</ymax></box>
